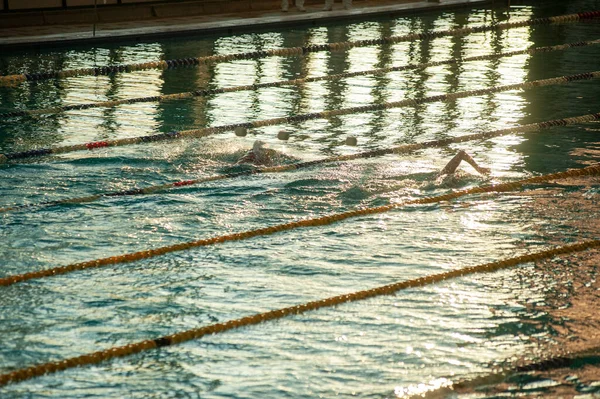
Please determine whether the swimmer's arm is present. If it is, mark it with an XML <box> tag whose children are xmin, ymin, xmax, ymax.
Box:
<box><xmin>439</xmin><ymin>150</ymin><xmax>490</xmax><ymax>175</ymax></box>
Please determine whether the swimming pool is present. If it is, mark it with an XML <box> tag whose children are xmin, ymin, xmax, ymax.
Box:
<box><xmin>1</xmin><ymin>1</ymin><xmax>600</xmax><ymax>397</ymax></box>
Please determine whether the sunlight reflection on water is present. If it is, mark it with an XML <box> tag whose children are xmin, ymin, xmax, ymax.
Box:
<box><xmin>1</xmin><ymin>2</ymin><xmax>600</xmax><ymax>398</ymax></box>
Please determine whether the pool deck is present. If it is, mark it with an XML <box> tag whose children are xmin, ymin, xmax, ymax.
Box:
<box><xmin>0</xmin><ymin>0</ymin><xmax>493</xmax><ymax>50</ymax></box>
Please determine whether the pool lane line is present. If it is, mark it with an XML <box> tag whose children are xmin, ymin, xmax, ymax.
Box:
<box><xmin>2</xmin><ymin>111</ymin><xmax>599</xmax><ymax>214</ymax></box>
<box><xmin>1</xmin><ymin>11</ymin><xmax>599</xmax><ymax>87</ymax></box>
<box><xmin>1</xmin><ymin>239</ymin><xmax>599</xmax><ymax>388</ymax></box>
<box><xmin>1</xmin><ymin>162</ymin><xmax>600</xmax><ymax>289</ymax></box>
<box><xmin>3</xmin><ymin>39</ymin><xmax>599</xmax><ymax>118</ymax></box>
<box><xmin>2</xmin><ymin>70</ymin><xmax>600</xmax><ymax>164</ymax></box>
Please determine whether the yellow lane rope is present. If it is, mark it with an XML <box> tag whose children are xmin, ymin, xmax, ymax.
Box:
<box><xmin>1</xmin><ymin>163</ymin><xmax>599</xmax><ymax>288</ymax></box>
<box><xmin>1</xmin><ymin>11</ymin><xmax>598</xmax><ymax>87</ymax></box>
<box><xmin>1</xmin><ymin>239</ymin><xmax>599</xmax><ymax>388</ymax></box>
<box><xmin>2</xmin><ymin>71</ymin><xmax>599</xmax><ymax>164</ymax></box>
<box><xmin>1</xmin><ymin>111</ymin><xmax>599</xmax><ymax>214</ymax></box>
<box><xmin>3</xmin><ymin>39</ymin><xmax>599</xmax><ymax>118</ymax></box>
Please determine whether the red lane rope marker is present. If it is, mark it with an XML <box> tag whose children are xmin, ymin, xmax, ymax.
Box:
<box><xmin>2</xmin><ymin>111</ymin><xmax>600</xmax><ymax>214</ymax></box>
<box><xmin>1</xmin><ymin>71</ymin><xmax>599</xmax><ymax>164</ymax></box>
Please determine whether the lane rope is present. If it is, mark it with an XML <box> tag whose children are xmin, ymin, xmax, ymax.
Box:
<box><xmin>2</xmin><ymin>39</ymin><xmax>599</xmax><ymax>118</ymax></box>
<box><xmin>1</xmin><ymin>111</ymin><xmax>599</xmax><ymax>214</ymax></box>
<box><xmin>0</xmin><ymin>11</ymin><xmax>599</xmax><ymax>87</ymax></box>
<box><xmin>1</xmin><ymin>239</ymin><xmax>599</xmax><ymax>388</ymax></box>
<box><xmin>1</xmin><ymin>70</ymin><xmax>599</xmax><ymax>164</ymax></box>
<box><xmin>1</xmin><ymin>162</ymin><xmax>599</xmax><ymax>288</ymax></box>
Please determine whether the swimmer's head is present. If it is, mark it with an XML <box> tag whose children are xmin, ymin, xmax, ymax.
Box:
<box><xmin>252</xmin><ymin>140</ymin><xmax>270</xmax><ymax>165</ymax></box>
<box><xmin>253</xmin><ymin>140</ymin><xmax>267</xmax><ymax>152</ymax></box>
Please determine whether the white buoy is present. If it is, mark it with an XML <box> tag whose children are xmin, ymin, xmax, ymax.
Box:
<box><xmin>234</xmin><ymin>126</ymin><xmax>248</xmax><ymax>137</ymax></box>
<box><xmin>277</xmin><ymin>130</ymin><xmax>290</xmax><ymax>141</ymax></box>
<box><xmin>345</xmin><ymin>136</ymin><xmax>357</xmax><ymax>146</ymax></box>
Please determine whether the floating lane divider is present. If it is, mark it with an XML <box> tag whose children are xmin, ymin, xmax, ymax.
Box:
<box><xmin>1</xmin><ymin>71</ymin><xmax>599</xmax><ymax>164</ymax></box>
<box><xmin>3</xmin><ymin>39</ymin><xmax>599</xmax><ymax>118</ymax></box>
<box><xmin>0</xmin><ymin>11</ymin><xmax>599</xmax><ymax>87</ymax></box>
<box><xmin>1</xmin><ymin>112</ymin><xmax>599</xmax><ymax>214</ymax></box>
<box><xmin>1</xmin><ymin>163</ymin><xmax>600</xmax><ymax>288</ymax></box>
<box><xmin>1</xmin><ymin>239</ymin><xmax>599</xmax><ymax>388</ymax></box>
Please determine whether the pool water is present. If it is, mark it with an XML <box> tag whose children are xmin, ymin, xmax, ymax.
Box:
<box><xmin>1</xmin><ymin>1</ymin><xmax>600</xmax><ymax>398</ymax></box>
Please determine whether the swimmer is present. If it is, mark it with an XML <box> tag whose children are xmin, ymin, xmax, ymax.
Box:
<box><xmin>438</xmin><ymin>150</ymin><xmax>490</xmax><ymax>176</ymax></box>
<box><xmin>342</xmin><ymin>150</ymin><xmax>491</xmax><ymax>201</ymax></box>
<box><xmin>236</xmin><ymin>140</ymin><xmax>288</xmax><ymax>166</ymax></box>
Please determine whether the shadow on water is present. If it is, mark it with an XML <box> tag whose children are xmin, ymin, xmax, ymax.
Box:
<box><xmin>515</xmin><ymin>0</ymin><xmax>600</xmax><ymax>174</ymax></box>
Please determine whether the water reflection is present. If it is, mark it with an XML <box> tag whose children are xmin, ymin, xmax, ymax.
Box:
<box><xmin>1</xmin><ymin>2</ymin><xmax>599</xmax><ymax>398</ymax></box>
<box><xmin>517</xmin><ymin>0</ymin><xmax>600</xmax><ymax>173</ymax></box>
<box><xmin>0</xmin><ymin>8</ymin><xmax>545</xmax><ymax>160</ymax></box>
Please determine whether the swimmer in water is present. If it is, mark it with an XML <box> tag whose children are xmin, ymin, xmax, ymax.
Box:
<box><xmin>236</xmin><ymin>140</ymin><xmax>293</xmax><ymax>167</ymax></box>
<box><xmin>438</xmin><ymin>149</ymin><xmax>490</xmax><ymax>176</ymax></box>
<box><xmin>342</xmin><ymin>150</ymin><xmax>491</xmax><ymax>201</ymax></box>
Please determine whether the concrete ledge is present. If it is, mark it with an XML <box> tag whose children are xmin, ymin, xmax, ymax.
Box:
<box><xmin>152</xmin><ymin>2</ymin><xmax>206</xmax><ymax>18</ymax></box>
<box><xmin>8</xmin><ymin>0</ymin><xmax>62</xmax><ymax>10</ymax></box>
<box><xmin>250</xmin><ymin>0</ymin><xmax>280</xmax><ymax>12</ymax></box>
<box><xmin>67</xmin><ymin>0</ymin><xmax>119</xmax><ymax>6</ymax></box>
<box><xmin>98</xmin><ymin>5</ymin><xmax>155</xmax><ymax>22</ymax></box>
<box><xmin>0</xmin><ymin>13</ymin><xmax>46</xmax><ymax>28</ymax></box>
<box><xmin>0</xmin><ymin>0</ymin><xmax>371</xmax><ymax>29</ymax></box>
<box><xmin>121</xmin><ymin>0</ymin><xmax>163</xmax><ymax>3</ymax></box>
<box><xmin>0</xmin><ymin>4</ymin><xmax>160</xmax><ymax>27</ymax></box>
<box><xmin>225</xmin><ymin>0</ymin><xmax>253</xmax><ymax>14</ymax></box>
<box><xmin>201</xmin><ymin>0</ymin><xmax>230</xmax><ymax>15</ymax></box>
<box><xmin>0</xmin><ymin>0</ymin><xmax>285</xmax><ymax>28</ymax></box>
<box><xmin>43</xmin><ymin>9</ymin><xmax>96</xmax><ymax>24</ymax></box>
<box><xmin>0</xmin><ymin>0</ymin><xmax>494</xmax><ymax>51</ymax></box>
